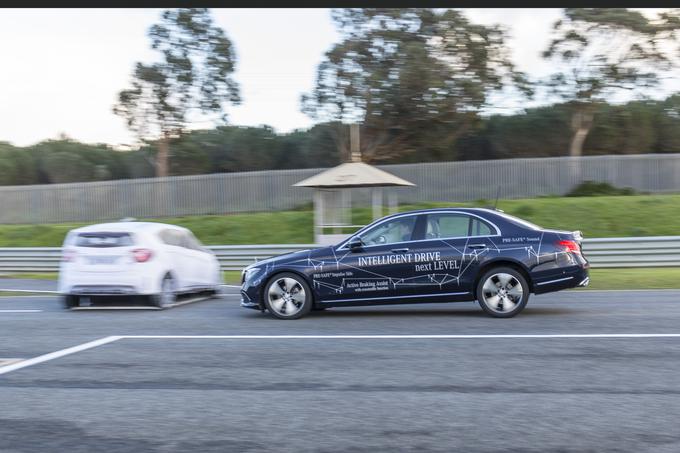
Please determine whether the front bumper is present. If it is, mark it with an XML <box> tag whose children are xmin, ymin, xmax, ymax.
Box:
<box><xmin>240</xmin><ymin>289</ymin><xmax>262</xmax><ymax>310</ymax></box>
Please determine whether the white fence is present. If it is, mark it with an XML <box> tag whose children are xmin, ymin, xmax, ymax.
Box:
<box><xmin>0</xmin><ymin>237</ymin><xmax>678</xmax><ymax>273</ymax></box>
<box><xmin>1</xmin><ymin>153</ymin><xmax>680</xmax><ymax>223</ymax></box>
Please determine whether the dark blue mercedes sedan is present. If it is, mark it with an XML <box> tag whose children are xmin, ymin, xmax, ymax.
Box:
<box><xmin>240</xmin><ymin>208</ymin><xmax>589</xmax><ymax>319</ymax></box>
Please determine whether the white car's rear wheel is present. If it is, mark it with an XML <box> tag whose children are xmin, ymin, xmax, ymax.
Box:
<box><xmin>152</xmin><ymin>274</ymin><xmax>176</xmax><ymax>308</ymax></box>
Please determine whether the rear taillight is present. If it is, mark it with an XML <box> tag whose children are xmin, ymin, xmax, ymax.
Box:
<box><xmin>132</xmin><ymin>248</ymin><xmax>153</xmax><ymax>263</ymax></box>
<box><xmin>556</xmin><ymin>240</ymin><xmax>581</xmax><ymax>255</ymax></box>
<box><xmin>62</xmin><ymin>249</ymin><xmax>77</xmax><ymax>262</ymax></box>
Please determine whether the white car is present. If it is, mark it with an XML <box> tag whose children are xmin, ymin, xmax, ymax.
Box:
<box><xmin>58</xmin><ymin>221</ymin><xmax>222</xmax><ymax>308</ymax></box>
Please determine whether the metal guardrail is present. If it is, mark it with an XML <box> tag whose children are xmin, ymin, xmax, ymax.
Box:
<box><xmin>0</xmin><ymin>237</ymin><xmax>679</xmax><ymax>273</ymax></box>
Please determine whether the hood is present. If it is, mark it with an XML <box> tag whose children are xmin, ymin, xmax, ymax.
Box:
<box><xmin>244</xmin><ymin>246</ymin><xmax>330</xmax><ymax>270</ymax></box>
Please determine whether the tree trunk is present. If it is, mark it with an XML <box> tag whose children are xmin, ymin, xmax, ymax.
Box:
<box><xmin>156</xmin><ymin>134</ymin><xmax>170</xmax><ymax>177</ymax></box>
<box><xmin>568</xmin><ymin>109</ymin><xmax>594</xmax><ymax>184</ymax></box>
<box><xmin>569</xmin><ymin>110</ymin><xmax>593</xmax><ymax>158</ymax></box>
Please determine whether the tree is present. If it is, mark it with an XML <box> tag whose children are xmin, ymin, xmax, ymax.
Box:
<box><xmin>302</xmin><ymin>8</ymin><xmax>531</xmax><ymax>163</ymax></box>
<box><xmin>114</xmin><ymin>8</ymin><xmax>240</xmax><ymax>177</ymax></box>
<box><xmin>542</xmin><ymin>8</ymin><xmax>680</xmax><ymax>158</ymax></box>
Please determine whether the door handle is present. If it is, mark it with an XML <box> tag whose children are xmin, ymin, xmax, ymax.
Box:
<box><xmin>391</xmin><ymin>248</ymin><xmax>409</xmax><ymax>253</ymax></box>
<box><xmin>467</xmin><ymin>243</ymin><xmax>486</xmax><ymax>249</ymax></box>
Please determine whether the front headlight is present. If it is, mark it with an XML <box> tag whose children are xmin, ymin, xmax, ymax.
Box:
<box><xmin>242</xmin><ymin>267</ymin><xmax>261</xmax><ymax>284</ymax></box>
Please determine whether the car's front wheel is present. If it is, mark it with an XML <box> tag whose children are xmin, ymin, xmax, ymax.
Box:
<box><xmin>264</xmin><ymin>272</ymin><xmax>312</xmax><ymax>320</ymax></box>
<box><xmin>62</xmin><ymin>295</ymin><xmax>79</xmax><ymax>309</ymax></box>
<box><xmin>476</xmin><ymin>267</ymin><xmax>529</xmax><ymax>318</ymax></box>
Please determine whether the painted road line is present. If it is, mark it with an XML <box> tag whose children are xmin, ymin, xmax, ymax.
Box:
<box><xmin>0</xmin><ymin>359</ymin><xmax>23</xmax><ymax>367</ymax></box>
<box><xmin>0</xmin><ymin>289</ymin><xmax>58</xmax><ymax>294</ymax></box>
<box><xmin>71</xmin><ymin>306</ymin><xmax>162</xmax><ymax>311</ymax></box>
<box><xmin>0</xmin><ymin>309</ymin><xmax>42</xmax><ymax>313</ymax></box>
<box><xmin>122</xmin><ymin>334</ymin><xmax>680</xmax><ymax>340</ymax></box>
<box><xmin>0</xmin><ymin>336</ymin><xmax>122</xmax><ymax>376</ymax></box>
<box><xmin>4</xmin><ymin>333</ymin><xmax>680</xmax><ymax>376</ymax></box>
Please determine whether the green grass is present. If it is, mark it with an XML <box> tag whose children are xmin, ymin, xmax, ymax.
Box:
<box><xmin>1</xmin><ymin>194</ymin><xmax>680</xmax><ymax>247</ymax></box>
<box><xmin>573</xmin><ymin>268</ymin><xmax>680</xmax><ymax>290</ymax></box>
<box><xmin>0</xmin><ymin>273</ymin><xmax>59</xmax><ymax>280</ymax></box>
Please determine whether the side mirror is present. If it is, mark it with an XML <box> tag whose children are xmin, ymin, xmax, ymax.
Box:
<box><xmin>348</xmin><ymin>236</ymin><xmax>364</xmax><ymax>252</ymax></box>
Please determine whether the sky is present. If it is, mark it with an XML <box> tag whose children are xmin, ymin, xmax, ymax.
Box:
<box><xmin>0</xmin><ymin>8</ymin><xmax>676</xmax><ymax>148</ymax></box>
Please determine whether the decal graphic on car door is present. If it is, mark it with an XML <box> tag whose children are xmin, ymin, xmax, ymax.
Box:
<box><xmin>313</xmin><ymin>215</ymin><xmax>422</xmax><ymax>301</ymax></box>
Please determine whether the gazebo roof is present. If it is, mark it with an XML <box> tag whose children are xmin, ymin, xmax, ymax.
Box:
<box><xmin>293</xmin><ymin>162</ymin><xmax>416</xmax><ymax>189</ymax></box>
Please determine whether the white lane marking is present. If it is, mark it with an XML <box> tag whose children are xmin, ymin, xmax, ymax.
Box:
<box><xmin>0</xmin><ymin>359</ymin><xmax>23</xmax><ymax>367</ymax></box>
<box><xmin>568</xmin><ymin>289</ymin><xmax>680</xmax><ymax>293</ymax></box>
<box><xmin>0</xmin><ymin>336</ymin><xmax>121</xmax><ymax>376</ymax></box>
<box><xmin>221</xmin><ymin>284</ymin><xmax>241</xmax><ymax>288</ymax></box>
<box><xmin>71</xmin><ymin>307</ymin><xmax>161</xmax><ymax>311</ymax></box>
<box><xmin>4</xmin><ymin>333</ymin><xmax>680</xmax><ymax>376</ymax></box>
<box><xmin>0</xmin><ymin>289</ymin><xmax>58</xmax><ymax>294</ymax></box>
<box><xmin>0</xmin><ymin>309</ymin><xmax>42</xmax><ymax>313</ymax></box>
<box><xmin>122</xmin><ymin>334</ymin><xmax>680</xmax><ymax>339</ymax></box>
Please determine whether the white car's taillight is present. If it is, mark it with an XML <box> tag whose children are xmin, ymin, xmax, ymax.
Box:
<box><xmin>62</xmin><ymin>249</ymin><xmax>77</xmax><ymax>262</ymax></box>
<box><xmin>132</xmin><ymin>248</ymin><xmax>153</xmax><ymax>263</ymax></box>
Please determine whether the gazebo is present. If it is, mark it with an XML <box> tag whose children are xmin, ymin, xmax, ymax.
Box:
<box><xmin>294</xmin><ymin>125</ymin><xmax>415</xmax><ymax>245</ymax></box>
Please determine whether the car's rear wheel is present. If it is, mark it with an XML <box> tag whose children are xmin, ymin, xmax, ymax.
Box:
<box><xmin>62</xmin><ymin>295</ymin><xmax>79</xmax><ymax>309</ymax></box>
<box><xmin>264</xmin><ymin>273</ymin><xmax>312</xmax><ymax>320</ymax></box>
<box><xmin>151</xmin><ymin>274</ymin><xmax>176</xmax><ymax>308</ymax></box>
<box><xmin>476</xmin><ymin>267</ymin><xmax>529</xmax><ymax>318</ymax></box>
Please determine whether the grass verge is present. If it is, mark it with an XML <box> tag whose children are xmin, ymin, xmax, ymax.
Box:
<box><xmin>1</xmin><ymin>194</ymin><xmax>680</xmax><ymax>247</ymax></box>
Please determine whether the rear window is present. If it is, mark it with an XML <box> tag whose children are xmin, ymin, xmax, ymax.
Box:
<box><xmin>75</xmin><ymin>232</ymin><xmax>134</xmax><ymax>248</ymax></box>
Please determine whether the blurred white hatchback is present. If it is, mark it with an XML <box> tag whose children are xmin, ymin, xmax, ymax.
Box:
<box><xmin>58</xmin><ymin>221</ymin><xmax>222</xmax><ymax>308</ymax></box>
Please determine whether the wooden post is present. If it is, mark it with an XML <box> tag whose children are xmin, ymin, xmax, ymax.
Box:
<box><xmin>314</xmin><ymin>190</ymin><xmax>323</xmax><ymax>244</ymax></box>
<box><xmin>372</xmin><ymin>187</ymin><xmax>382</xmax><ymax>220</ymax></box>
<box><xmin>350</xmin><ymin>124</ymin><xmax>361</xmax><ymax>163</ymax></box>
<box><xmin>388</xmin><ymin>189</ymin><xmax>398</xmax><ymax>215</ymax></box>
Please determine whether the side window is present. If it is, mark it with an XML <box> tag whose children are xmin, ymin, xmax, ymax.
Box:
<box><xmin>181</xmin><ymin>231</ymin><xmax>202</xmax><ymax>251</ymax></box>
<box><xmin>159</xmin><ymin>229</ymin><xmax>183</xmax><ymax>247</ymax></box>
<box><xmin>425</xmin><ymin>214</ymin><xmax>470</xmax><ymax>239</ymax></box>
<box><xmin>187</xmin><ymin>232</ymin><xmax>207</xmax><ymax>252</ymax></box>
<box><xmin>471</xmin><ymin>218</ymin><xmax>493</xmax><ymax>237</ymax></box>
<box><xmin>358</xmin><ymin>216</ymin><xmax>417</xmax><ymax>246</ymax></box>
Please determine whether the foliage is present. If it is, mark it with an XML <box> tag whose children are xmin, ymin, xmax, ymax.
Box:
<box><xmin>2</xmin><ymin>95</ymin><xmax>680</xmax><ymax>185</ymax></box>
<box><xmin>542</xmin><ymin>8</ymin><xmax>680</xmax><ymax>157</ymax></box>
<box><xmin>113</xmin><ymin>8</ymin><xmax>240</xmax><ymax>176</ymax></box>
<box><xmin>302</xmin><ymin>8</ymin><xmax>532</xmax><ymax>163</ymax></box>
<box><xmin>567</xmin><ymin>181</ymin><xmax>635</xmax><ymax>197</ymax></box>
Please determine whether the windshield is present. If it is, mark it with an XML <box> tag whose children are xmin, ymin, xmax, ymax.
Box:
<box><xmin>75</xmin><ymin>232</ymin><xmax>134</xmax><ymax>248</ymax></box>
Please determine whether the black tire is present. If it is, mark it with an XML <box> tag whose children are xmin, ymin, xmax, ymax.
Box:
<box><xmin>263</xmin><ymin>272</ymin><xmax>313</xmax><ymax>320</ymax></box>
<box><xmin>151</xmin><ymin>273</ymin><xmax>176</xmax><ymax>308</ymax></box>
<box><xmin>62</xmin><ymin>295</ymin><xmax>79</xmax><ymax>309</ymax></box>
<box><xmin>476</xmin><ymin>266</ymin><xmax>529</xmax><ymax>318</ymax></box>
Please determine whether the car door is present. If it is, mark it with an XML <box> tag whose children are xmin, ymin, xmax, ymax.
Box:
<box><xmin>158</xmin><ymin>228</ymin><xmax>191</xmax><ymax>291</ymax></box>
<box><xmin>184</xmin><ymin>231</ymin><xmax>216</xmax><ymax>288</ymax></box>
<box><xmin>178</xmin><ymin>230</ymin><xmax>206</xmax><ymax>290</ymax></box>
<box><xmin>409</xmin><ymin>212</ymin><xmax>496</xmax><ymax>296</ymax></box>
<box><xmin>318</xmin><ymin>214</ymin><xmax>424</xmax><ymax>302</ymax></box>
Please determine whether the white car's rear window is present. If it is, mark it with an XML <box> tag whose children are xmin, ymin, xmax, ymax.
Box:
<box><xmin>75</xmin><ymin>232</ymin><xmax>134</xmax><ymax>248</ymax></box>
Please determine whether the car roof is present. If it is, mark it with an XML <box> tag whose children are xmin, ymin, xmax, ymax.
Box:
<box><xmin>69</xmin><ymin>222</ymin><xmax>188</xmax><ymax>234</ymax></box>
<box><xmin>378</xmin><ymin>207</ymin><xmax>500</xmax><ymax>219</ymax></box>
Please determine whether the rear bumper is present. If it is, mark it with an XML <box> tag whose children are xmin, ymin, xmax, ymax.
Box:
<box><xmin>533</xmin><ymin>265</ymin><xmax>589</xmax><ymax>294</ymax></box>
<box><xmin>68</xmin><ymin>285</ymin><xmax>138</xmax><ymax>296</ymax></box>
<box><xmin>59</xmin><ymin>271</ymin><xmax>154</xmax><ymax>295</ymax></box>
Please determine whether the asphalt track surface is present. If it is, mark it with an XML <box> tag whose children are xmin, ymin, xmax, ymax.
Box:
<box><xmin>2</xmin><ymin>288</ymin><xmax>680</xmax><ymax>452</ymax></box>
